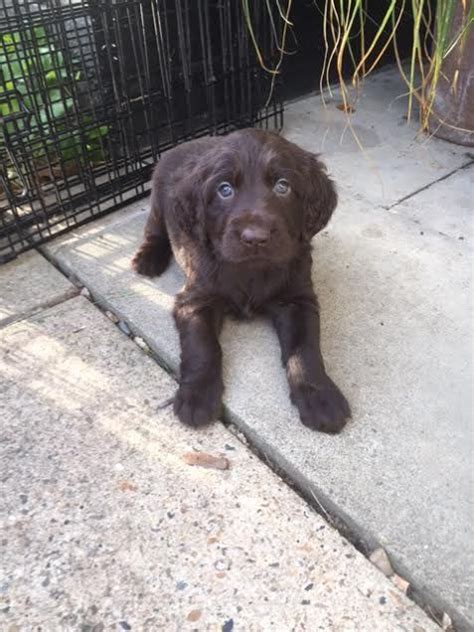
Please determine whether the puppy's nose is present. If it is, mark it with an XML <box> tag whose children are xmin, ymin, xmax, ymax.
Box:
<box><xmin>240</xmin><ymin>226</ymin><xmax>270</xmax><ymax>247</ymax></box>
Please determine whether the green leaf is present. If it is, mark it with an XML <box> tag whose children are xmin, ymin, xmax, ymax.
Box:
<box><xmin>0</xmin><ymin>102</ymin><xmax>11</xmax><ymax>116</ymax></box>
<box><xmin>88</xmin><ymin>147</ymin><xmax>106</xmax><ymax>164</ymax></box>
<box><xmin>86</xmin><ymin>125</ymin><xmax>109</xmax><ymax>140</ymax></box>
<box><xmin>58</xmin><ymin>132</ymin><xmax>81</xmax><ymax>161</ymax></box>
<box><xmin>33</xmin><ymin>26</ymin><xmax>46</xmax><ymax>42</ymax></box>
<box><xmin>6</xmin><ymin>61</ymin><xmax>23</xmax><ymax>81</ymax></box>
<box><xmin>45</xmin><ymin>70</ymin><xmax>57</xmax><ymax>84</ymax></box>
<box><xmin>41</xmin><ymin>57</ymin><xmax>54</xmax><ymax>73</ymax></box>
<box><xmin>50</xmin><ymin>100</ymin><xmax>66</xmax><ymax>118</ymax></box>
<box><xmin>37</xmin><ymin>45</ymin><xmax>52</xmax><ymax>55</ymax></box>
<box><xmin>39</xmin><ymin>108</ymin><xmax>49</xmax><ymax>124</ymax></box>
<box><xmin>0</xmin><ymin>96</ymin><xmax>20</xmax><ymax>116</ymax></box>
<box><xmin>47</xmin><ymin>88</ymin><xmax>61</xmax><ymax>103</ymax></box>
<box><xmin>4</xmin><ymin>121</ymin><xmax>14</xmax><ymax>136</ymax></box>
<box><xmin>53</xmin><ymin>50</ymin><xmax>65</xmax><ymax>66</ymax></box>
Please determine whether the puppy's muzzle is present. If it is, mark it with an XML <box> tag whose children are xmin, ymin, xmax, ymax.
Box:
<box><xmin>240</xmin><ymin>225</ymin><xmax>271</xmax><ymax>248</ymax></box>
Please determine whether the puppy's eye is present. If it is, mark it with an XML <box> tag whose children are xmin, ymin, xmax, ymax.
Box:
<box><xmin>274</xmin><ymin>178</ymin><xmax>290</xmax><ymax>195</ymax></box>
<box><xmin>217</xmin><ymin>182</ymin><xmax>234</xmax><ymax>199</ymax></box>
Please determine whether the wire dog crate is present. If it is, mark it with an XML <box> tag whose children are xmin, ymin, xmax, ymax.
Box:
<box><xmin>0</xmin><ymin>0</ymin><xmax>283</xmax><ymax>263</ymax></box>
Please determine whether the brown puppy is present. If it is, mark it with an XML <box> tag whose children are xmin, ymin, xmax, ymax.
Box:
<box><xmin>132</xmin><ymin>128</ymin><xmax>350</xmax><ymax>433</ymax></box>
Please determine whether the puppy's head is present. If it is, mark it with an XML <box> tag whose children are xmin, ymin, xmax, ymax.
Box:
<box><xmin>175</xmin><ymin>129</ymin><xmax>337</xmax><ymax>265</ymax></box>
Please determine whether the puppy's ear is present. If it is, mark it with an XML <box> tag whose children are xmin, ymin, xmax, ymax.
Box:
<box><xmin>302</xmin><ymin>152</ymin><xmax>337</xmax><ymax>240</ymax></box>
<box><xmin>172</xmin><ymin>165</ymin><xmax>208</xmax><ymax>244</ymax></box>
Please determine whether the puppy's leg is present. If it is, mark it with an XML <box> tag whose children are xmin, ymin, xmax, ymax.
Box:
<box><xmin>173</xmin><ymin>295</ymin><xmax>225</xmax><ymax>427</ymax></box>
<box><xmin>132</xmin><ymin>187</ymin><xmax>172</xmax><ymax>277</ymax></box>
<box><xmin>267</xmin><ymin>295</ymin><xmax>350</xmax><ymax>434</ymax></box>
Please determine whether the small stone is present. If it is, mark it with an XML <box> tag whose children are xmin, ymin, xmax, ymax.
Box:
<box><xmin>392</xmin><ymin>573</ymin><xmax>410</xmax><ymax>594</ymax></box>
<box><xmin>442</xmin><ymin>612</ymin><xmax>453</xmax><ymax>630</ymax></box>
<box><xmin>369</xmin><ymin>548</ymin><xmax>393</xmax><ymax>577</ymax></box>
<box><xmin>19</xmin><ymin>494</ymin><xmax>27</xmax><ymax>504</ymax></box>
<box><xmin>133</xmin><ymin>336</ymin><xmax>150</xmax><ymax>353</ymax></box>
<box><xmin>80</xmin><ymin>287</ymin><xmax>91</xmax><ymax>299</ymax></box>
<box><xmin>176</xmin><ymin>581</ymin><xmax>187</xmax><ymax>591</ymax></box>
<box><xmin>183</xmin><ymin>452</ymin><xmax>230</xmax><ymax>470</ymax></box>
<box><xmin>222</xmin><ymin>620</ymin><xmax>234</xmax><ymax>632</ymax></box>
<box><xmin>187</xmin><ymin>610</ymin><xmax>202</xmax><ymax>622</ymax></box>
<box><xmin>336</xmin><ymin>101</ymin><xmax>356</xmax><ymax>114</ymax></box>
<box><xmin>119</xmin><ymin>622</ymin><xmax>131</xmax><ymax>631</ymax></box>
<box><xmin>104</xmin><ymin>310</ymin><xmax>119</xmax><ymax>323</ymax></box>
<box><xmin>379</xmin><ymin>596</ymin><xmax>387</xmax><ymax>605</ymax></box>
<box><xmin>117</xmin><ymin>321</ymin><xmax>131</xmax><ymax>336</ymax></box>
<box><xmin>304</xmin><ymin>583</ymin><xmax>314</xmax><ymax>591</ymax></box>
<box><xmin>118</xmin><ymin>480</ymin><xmax>137</xmax><ymax>492</ymax></box>
<box><xmin>214</xmin><ymin>559</ymin><xmax>230</xmax><ymax>571</ymax></box>
<box><xmin>229</xmin><ymin>427</ymin><xmax>248</xmax><ymax>445</ymax></box>
<box><xmin>301</xmin><ymin>599</ymin><xmax>310</xmax><ymax>605</ymax></box>
<box><xmin>156</xmin><ymin>397</ymin><xmax>174</xmax><ymax>410</ymax></box>
<box><xmin>224</xmin><ymin>444</ymin><xmax>236</xmax><ymax>451</ymax></box>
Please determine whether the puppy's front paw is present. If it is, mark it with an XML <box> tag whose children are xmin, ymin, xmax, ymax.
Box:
<box><xmin>292</xmin><ymin>378</ymin><xmax>350</xmax><ymax>434</ymax></box>
<box><xmin>173</xmin><ymin>378</ymin><xmax>223</xmax><ymax>428</ymax></box>
<box><xmin>131</xmin><ymin>237</ymin><xmax>171</xmax><ymax>278</ymax></box>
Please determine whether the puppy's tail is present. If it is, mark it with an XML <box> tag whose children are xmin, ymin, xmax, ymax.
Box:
<box><xmin>132</xmin><ymin>187</ymin><xmax>172</xmax><ymax>278</ymax></box>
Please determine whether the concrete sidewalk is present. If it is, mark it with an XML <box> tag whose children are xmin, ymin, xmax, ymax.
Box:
<box><xmin>0</xmin><ymin>252</ymin><xmax>438</xmax><ymax>631</ymax></box>
<box><xmin>38</xmin><ymin>66</ymin><xmax>473</xmax><ymax>629</ymax></box>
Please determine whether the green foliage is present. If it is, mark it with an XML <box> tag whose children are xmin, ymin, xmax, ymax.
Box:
<box><xmin>0</xmin><ymin>25</ymin><xmax>108</xmax><ymax>186</ymax></box>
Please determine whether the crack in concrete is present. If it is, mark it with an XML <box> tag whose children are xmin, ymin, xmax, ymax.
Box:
<box><xmin>383</xmin><ymin>158</ymin><xmax>474</xmax><ymax>210</ymax></box>
<box><xmin>0</xmin><ymin>287</ymin><xmax>79</xmax><ymax>329</ymax></box>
